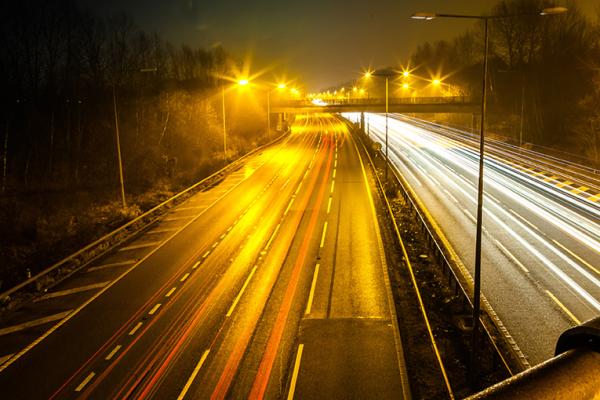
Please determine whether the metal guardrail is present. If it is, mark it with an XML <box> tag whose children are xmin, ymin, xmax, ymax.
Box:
<box><xmin>0</xmin><ymin>133</ymin><xmax>288</xmax><ymax>311</ymax></box>
<box><xmin>350</xmin><ymin>121</ymin><xmax>530</xmax><ymax>377</ymax></box>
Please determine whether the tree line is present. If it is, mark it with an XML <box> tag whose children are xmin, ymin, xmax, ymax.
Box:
<box><xmin>410</xmin><ymin>0</ymin><xmax>600</xmax><ymax>163</ymax></box>
<box><xmin>0</xmin><ymin>0</ymin><xmax>268</xmax><ymax>197</ymax></box>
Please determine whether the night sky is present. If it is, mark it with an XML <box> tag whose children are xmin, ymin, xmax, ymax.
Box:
<box><xmin>78</xmin><ymin>0</ymin><xmax>598</xmax><ymax>91</ymax></box>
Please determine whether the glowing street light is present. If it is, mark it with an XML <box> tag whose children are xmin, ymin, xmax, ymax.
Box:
<box><xmin>412</xmin><ymin>6</ymin><xmax>567</xmax><ymax>387</ymax></box>
<box><xmin>361</xmin><ymin>68</ymin><xmax>404</xmax><ymax>182</ymax></box>
<box><xmin>221</xmin><ymin>78</ymin><xmax>252</xmax><ymax>160</ymax></box>
<box><xmin>432</xmin><ymin>78</ymin><xmax>441</xmax><ymax>86</ymax></box>
<box><xmin>403</xmin><ymin>70</ymin><xmax>410</xmax><ymax>78</ymax></box>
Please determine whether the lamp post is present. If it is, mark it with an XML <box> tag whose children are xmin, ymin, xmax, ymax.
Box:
<box><xmin>221</xmin><ymin>79</ymin><xmax>249</xmax><ymax>160</ymax></box>
<box><xmin>364</xmin><ymin>69</ymin><xmax>401</xmax><ymax>182</ymax></box>
<box><xmin>112</xmin><ymin>67</ymin><xmax>157</xmax><ymax>209</ymax></box>
<box><xmin>412</xmin><ymin>6</ymin><xmax>567</xmax><ymax>386</ymax></box>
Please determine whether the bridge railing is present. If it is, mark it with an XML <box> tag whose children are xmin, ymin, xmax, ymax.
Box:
<box><xmin>273</xmin><ymin>96</ymin><xmax>475</xmax><ymax>108</ymax></box>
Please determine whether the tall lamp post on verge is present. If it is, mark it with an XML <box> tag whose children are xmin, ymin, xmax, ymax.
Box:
<box><xmin>221</xmin><ymin>78</ymin><xmax>249</xmax><ymax>160</ymax></box>
<box><xmin>112</xmin><ymin>67</ymin><xmax>157</xmax><ymax>209</ymax></box>
<box><xmin>412</xmin><ymin>6</ymin><xmax>567</xmax><ymax>386</ymax></box>
<box><xmin>363</xmin><ymin>69</ymin><xmax>401</xmax><ymax>182</ymax></box>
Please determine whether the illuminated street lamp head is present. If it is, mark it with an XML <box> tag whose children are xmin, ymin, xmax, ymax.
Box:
<box><xmin>411</xmin><ymin>12</ymin><xmax>436</xmax><ymax>20</ymax></box>
<box><xmin>403</xmin><ymin>71</ymin><xmax>409</xmax><ymax>78</ymax></box>
<box><xmin>402</xmin><ymin>83</ymin><xmax>410</xmax><ymax>89</ymax></box>
<box><xmin>277</xmin><ymin>83</ymin><xmax>286</xmax><ymax>90</ymax></box>
<box><xmin>238</xmin><ymin>79</ymin><xmax>249</xmax><ymax>86</ymax></box>
<box><xmin>364</xmin><ymin>71</ymin><xmax>372</xmax><ymax>79</ymax></box>
<box><xmin>432</xmin><ymin>79</ymin><xmax>441</xmax><ymax>86</ymax></box>
<box><xmin>540</xmin><ymin>6</ymin><xmax>568</xmax><ymax>15</ymax></box>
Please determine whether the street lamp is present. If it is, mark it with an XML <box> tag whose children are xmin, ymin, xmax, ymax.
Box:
<box><xmin>412</xmin><ymin>6</ymin><xmax>567</xmax><ymax>386</ymax></box>
<box><xmin>221</xmin><ymin>79</ymin><xmax>249</xmax><ymax>160</ymax></box>
<box><xmin>363</xmin><ymin>68</ymin><xmax>403</xmax><ymax>182</ymax></box>
<box><xmin>112</xmin><ymin>67</ymin><xmax>157</xmax><ymax>209</ymax></box>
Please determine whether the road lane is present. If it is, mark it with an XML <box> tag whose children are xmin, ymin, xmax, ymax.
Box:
<box><xmin>0</xmin><ymin>114</ymin><xmax>410</xmax><ymax>399</ymax></box>
<box><xmin>347</xmin><ymin>112</ymin><xmax>600</xmax><ymax>364</ymax></box>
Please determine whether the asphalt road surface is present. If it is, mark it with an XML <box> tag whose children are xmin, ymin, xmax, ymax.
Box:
<box><xmin>0</xmin><ymin>114</ymin><xmax>409</xmax><ymax>399</ymax></box>
<box><xmin>346</xmin><ymin>112</ymin><xmax>600</xmax><ymax>365</ymax></box>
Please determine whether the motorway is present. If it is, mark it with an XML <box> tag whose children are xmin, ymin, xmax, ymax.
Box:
<box><xmin>345</xmin><ymin>112</ymin><xmax>600</xmax><ymax>365</ymax></box>
<box><xmin>0</xmin><ymin>114</ymin><xmax>409</xmax><ymax>399</ymax></box>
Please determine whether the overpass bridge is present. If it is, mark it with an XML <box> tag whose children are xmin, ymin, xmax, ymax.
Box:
<box><xmin>271</xmin><ymin>96</ymin><xmax>480</xmax><ymax>114</ymax></box>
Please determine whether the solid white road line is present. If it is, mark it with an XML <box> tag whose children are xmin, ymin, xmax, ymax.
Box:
<box><xmin>87</xmin><ymin>260</ymin><xmax>136</xmax><ymax>273</ymax></box>
<box><xmin>227</xmin><ymin>266</ymin><xmax>258</xmax><ymax>317</ymax></box>
<box><xmin>34</xmin><ymin>282</ymin><xmax>110</xmax><ymax>302</ymax></box>
<box><xmin>128</xmin><ymin>322</ymin><xmax>143</xmax><ymax>336</ymax></box>
<box><xmin>75</xmin><ymin>372</ymin><xmax>95</xmax><ymax>392</ymax></box>
<box><xmin>105</xmin><ymin>345</ymin><xmax>122</xmax><ymax>361</ymax></box>
<box><xmin>287</xmin><ymin>344</ymin><xmax>304</xmax><ymax>400</ymax></box>
<box><xmin>305</xmin><ymin>264</ymin><xmax>320</xmax><ymax>315</ymax></box>
<box><xmin>177</xmin><ymin>350</ymin><xmax>210</xmax><ymax>400</ymax></box>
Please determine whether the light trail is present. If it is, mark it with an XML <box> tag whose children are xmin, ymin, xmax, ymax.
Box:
<box><xmin>343</xmin><ymin>112</ymin><xmax>600</xmax><ymax>326</ymax></box>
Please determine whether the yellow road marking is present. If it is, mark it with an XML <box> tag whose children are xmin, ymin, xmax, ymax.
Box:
<box><xmin>105</xmin><ymin>345</ymin><xmax>122</xmax><ymax>361</ymax></box>
<box><xmin>327</xmin><ymin>197</ymin><xmax>332</xmax><ymax>214</ymax></box>
<box><xmin>180</xmin><ymin>273</ymin><xmax>190</xmax><ymax>282</ymax></box>
<box><xmin>0</xmin><ymin>310</ymin><xmax>72</xmax><ymax>337</ymax></box>
<box><xmin>330</xmin><ymin>181</ymin><xmax>335</xmax><ymax>194</ymax></box>
<box><xmin>0</xmin><ymin>354</ymin><xmax>13</xmax><ymax>365</ymax></box>
<box><xmin>495</xmin><ymin>240</ymin><xmax>529</xmax><ymax>273</ymax></box>
<box><xmin>265</xmin><ymin>224</ymin><xmax>281</xmax><ymax>251</ymax></box>
<box><xmin>119</xmin><ymin>241</ymin><xmax>161</xmax><ymax>251</ymax></box>
<box><xmin>165</xmin><ymin>287</ymin><xmax>177</xmax><ymax>298</ymax></box>
<box><xmin>556</xmin><ymin>181</ymin><xmax>573</xmax><ymax>188</ymax></box>
<box><xmin>177</xmin><ymin>350</ymin><xmax>210</xmax><ymax>400</ymax></box>
<box><xmin>87</xmin><ymin>260</ymin><xmax>136</xmax><ymax>273</ymax></box>
<box><xmin>305</xmin><ymin>264</ymin><xmax>320</xmax><ymax>315</ymax></box>
<box><xmin>287</xmin><ymin>344</ymin><xmax>304</xmax><ymax>400</ymax></box>
<box><xmin>226</xmin><ymin>266</ymin><xmax>257</xmax><ymax>317</ymax></box>
<box><xmin>545</xmin><ymin>290</ymin><xmax>580</xmax><ymax>325</ymax></box>
<box><xmin>75</xmin><ymin>372</ymin><xmax>95</xmax><ymax>392</ymax></box>
<box><xmin>320</xmin><ymin>222</ymin><xmax>328</xmax><ymax>248</ymax></box>
<box><xmin>148</xmin><ymin>303</ymin><xmax>162</xmax><ymax>315</ymax></box>
<box><xmin>543</xmin><ymin>175</ymin><xmax>558</xmax><ymax>182</ymax></box>
<box><xmin>128</xmin><ymin>322</ymin><xmax>143</xmax><ymax>336</ymax></box>
<box><xmin>552</xmin><ymin>240</ymin><xmax>600</xmax><ymax>275</ymax></box>
<box><xmin>570</xmin><ymin>186</ymin><xmax>589</xmax><ymax>194</ymax></box>
<box><xmin>587</xmin><ymin>194</ymin><xmax>600</xmax><ymax>202</ymax></box>
<box><xmin>34</xmin><ymin>282</ymin><xmax>110</xmax><ymax>302</ymax></box>
<box><xmin>148</xmin><ymin>227</ymin><xmax>181</xmax><ymax>234</ymax></box>
<box><xmin>192</xmin><ymin>261</ymin><xmax>200</xmax><ymax>270</ymax></box>
<box><xmin>202</xmin><ymin>251</ymin><xmax>210</xmax><ymax>258</ymax></box>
